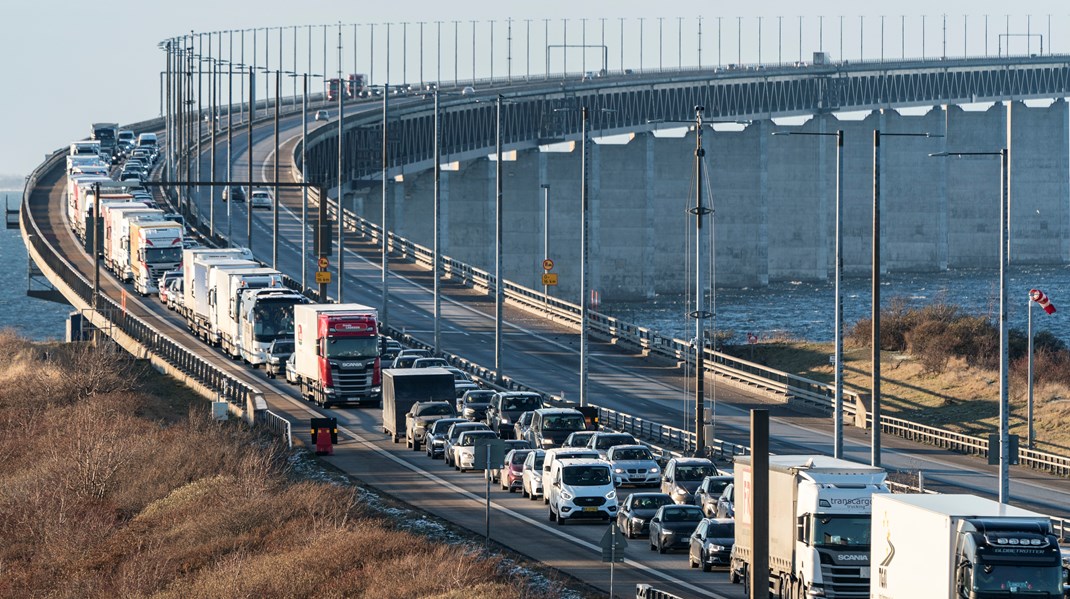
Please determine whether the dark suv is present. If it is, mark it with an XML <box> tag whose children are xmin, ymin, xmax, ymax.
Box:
<box><xmin>265</xmin><ymin>338</ymin><xmax>294</xmax><ymax>378</ymax></box>
<box><xmin>486</xmin><ymin>392</ymin><xmax>544</xmax><ymax>438</ymax></box>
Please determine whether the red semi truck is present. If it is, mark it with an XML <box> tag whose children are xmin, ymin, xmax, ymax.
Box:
<box><xmin>293</xmin><ymin>303</ymin><xmax>382</xmax><ymax>408</ymax></box>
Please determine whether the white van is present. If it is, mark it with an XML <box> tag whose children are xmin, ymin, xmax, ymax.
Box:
<box><xmin>540</xmin><ymin>447</ymin><xmax>599</xmax><ymax>504</ymax></box>
<box><xmin>137</xmin><ymin>132</ymin><xmax>158</xmax><ymax>148</ymax></box>
<box><xmin>547</xmin><ymin>458</ymin><xmax>618</xmax><ymax>524</ymax></box>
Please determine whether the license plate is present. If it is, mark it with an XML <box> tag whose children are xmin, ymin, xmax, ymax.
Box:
<box><xmin>860</xmin><ymin>567</ymin><xmax>870</xmax><ymax>578</ymax></box>
<box><xmin>583</xmin><ymin>507</ymin><xmax>599</xmax><ymax>512</ymax></box>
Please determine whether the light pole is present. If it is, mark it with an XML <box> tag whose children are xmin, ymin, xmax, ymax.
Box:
<box><xmin>433</xmin><ymin>87</ymin><xmax>442</xmax><ymax>354</ymax></box>
<box><xmin>870</xmin><ymin>129</ymin><xmax>941</xmax><ymax>467</ymax></box>
<box><xmin>580</xmin><ymin>105</ymin><xmax>589</xmax><ymax>406</ymax></box>
<box><xmin>495</xmin><ymin>94</ymin><xmax>504</xmax><ymax>382</ymax></box>
<box><xmin>381</xmin><ymin>82</ymin><xmax>390</xmax><ymax>328</ymax></box>
<box><xmin>774</xmin><ymin>128</ymin><xmax>845</xmax><ymax>458</ymax></box>
<box><xmin>541</xmin><ymin>183</ymin><xmax>550</xmax><ymax>300</ymax></box>
<box><xmin>336</xmin><ymin>23</ymin><xmax>345</xmax><ymax>302</ymax></box>
<box><xmin>930</xmin><ymin>148</ymin><xmax>1010</xmax><ymax>502</ymax></box>
<box><xmin>691</xmin><ymin>106</ymin><xmax>713</xmax><ymax>456</ymax></box>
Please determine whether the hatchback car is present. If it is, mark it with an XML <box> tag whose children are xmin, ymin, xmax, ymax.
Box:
<box><xmin>457</xmin><ymin>389</ymin><xmax>494</xmax><ymax>415</ymax></box>
<box><xmin>486</xmin><ymin>392</ymin><xmax>544</xmax><ymax>438</ymax></box>
<box><xmin>689</xmin><ymin>518</ymin><xmax>735</xmax><ymax>571</ymax></box>
<box><xmin>284</xmin><ymin>353</ymin><xmax>298</xmax><ymax>385</ymax></box>
<box><xmin>661</xmin><ymin>458</ymin><xmax>719</xmax><ymax>505</ymax></box>
<box><xmin>249</xmin><ymin>189</ymin><xmax>273</xmax><ymax>209</ymax></box>
<box><xmin>513</xmin><ymin>411</ymin><xmax>535</xmax><ymax>441</ymax></box>
<box><xmin>459</xmin><ymin>389</ymin><xmax>494</xmax><ymax>422</ymax></box>
<box><xmin>424</xmin><ymin>417</ymin><xmax>467</xmax><ymax>459</ymax></box>
<box><xmin>443</xmin><ymin>421</ymin><xmax>491</xmax><ymax>467</ymax></box>
<box><xmin>452</xmin><ymin>430</ymin><xmax>499</xmax><ymax>472</ymax></box>
<box><xmin>562</xmin><ymin>431</ymin><xmax>597</xmax><ymax>449</ymax></box>
<box><xmin>617</xmin><ymin>492</ymin><xmax>675</xmax><ymax>538</ymax></box>
<box><xmin>648</xmin><ymin>504</ymin><xmax>705</xmax><ymax>553</ymax></box>
<box><xmin>494</xmin><ymin>447</ymin><xmax>532</xmax><ymax>492</ymax></box>
<box><xmin>156</xmin><ymin>271</ymin><xmax>182</xmax><ymax>305</ymax></box>
<box><xmin>265</xmin><ymin>338</ymin><xmax>294</xmax><ymax>378</ymax></box>
<box><xmin>411</xmin><ymin>357</ymin><xmax>450</xmax><ymax>369</ymax></box>
<box><xmin>521</xmin><ymin>450</ymin><xmax>546</xmax><ymax>500</ymax></box>
<box><xmin>587</xmin><ymin>432</ymin><xmax>639</xmax><ymax>458</ymax></box>
<box><xmin>715</xmin><ymin>483</ymin><xmax>735</xmax><ymax>519</ymax></box>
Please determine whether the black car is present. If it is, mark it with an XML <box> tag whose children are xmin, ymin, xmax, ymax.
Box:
<box><xmin>424</xmin><ymin>417</ymin><xmax>467</xmax><ymax>459</ymax></box>
<box><xmin>486</xmin><ymin>392</ymin><xmax>544</xmax><ymax>438</ymax></box>
<box><xmin>689</xmin><ymin>518</ymin><xmax>735</xmax><ymax>572</ymax></box>
<box><xmin>617</xmin><ymin>492</ymin><xmax>675</xmax><ymax>538</ymax></box>
<box><xmin>459</xmin><ymin>390</ymin><xmax>494</xmax><ymax>422</ymax></box>
<box><xmin>265</xmin><ymin>338</ymin><xmax>294</xmax><ymax>378</ymax></box>
<box><xmin>648</xmin><ymin>505</ymin><xmax>705</xmax><ymax>553</ymax></box>
<box><xmin>562</xmin><ymin>431</ymin><xmax>597</xmax><ymax>448</ymax></box>
<box><xmin>222</xmin><ymin>185</ymin><xmax>245</xmax><ymax>202</ymax></box>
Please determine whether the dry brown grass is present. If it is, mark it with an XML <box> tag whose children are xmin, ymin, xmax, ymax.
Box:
<box><xmin>0</xmin><ymin>335</ymin><xmax>581</xmax><ymax>599</ymax></box>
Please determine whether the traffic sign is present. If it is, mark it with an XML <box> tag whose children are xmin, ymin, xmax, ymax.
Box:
<box><xmin>542</xmin><ymin>273</ymin><xmax>558</xmax><ymax>286</ymax></box>
<box><xmin>473</xmin><ymin>439</ymin><xmax>508</xmax><ymax>469</ymax></box>
<box><xmin>318</xmin><ymin>257</ymin><xmax>329</xmax><ymax>269</ymax></box>
<box><xmin>542</xmin><ymin>258</ymin><xmax>554</xmax><ymax>271</ymax></box>
<box><xmin>600</xmin><ymin>522</ymin><xmax>627</xmax><ymax>562</ymax></box>
<box><xmin>315</xmin><ymin>271</ymin><xmax>331</xmax><ymax>284</ymax></box>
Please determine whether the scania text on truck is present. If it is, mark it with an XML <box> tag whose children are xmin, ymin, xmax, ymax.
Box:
<box><xmin>293</xmin><ymin>303</ymin><xmax>381</xmax><ymax>408</ymax></box>
<box><xmin>871</xmin><ymin>494</ymin><xmax>1064</xmax><ymax>599</ymax></box>
<box><xmin>128</xmin><ymin>219</ymin><xmax>183</xmax><ymax>295</ymax></box>
<box><xmin>730</xmin><ymin>455</ymin><xmax>889</xmax><ymax>599</ymax></box>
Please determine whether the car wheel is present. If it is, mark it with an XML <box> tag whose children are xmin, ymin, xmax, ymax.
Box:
<box><xmin>657</xmin><ymin>540</ymin><xmax>666</xmax><ymax>554</ymax></box>
<box><xmin>649</xmin><ymin>540</ymin><xmax>656</xmax><ymax>551</ymax></box>
<box><xmin>459</xmin><ymin>467</ymin><xmax>466</xmax><ymax>473</ymax></box>
<box><xmin>702</xmin><ymin>555</ymin><xmax>712</xmax><ymax>573</ymax></box>
<box><xmin>690</xmin><ymin>556</ymin><xmax>698</xmax><ymax>569</ymax></box>
<box><xmin>548</xmin><ymin>508</ymin><xmax>556</xmax><ymax>522</ymax></box>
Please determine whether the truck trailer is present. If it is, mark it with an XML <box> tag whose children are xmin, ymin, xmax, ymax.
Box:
<box><xmin>293</xmin><ymin>303</ymin><xmax>381</xmax><ymax>408</ymax></box>
<box><xmin>381</xmin><ymin>368</ymin><xmax>456</xmax><ymax>443</ymax></box>
<box><xmin>104</xmin><ymin>204</ymin><xmax>159</xmax><ymax>280</ymax></box>
<box><xmin>730</xmin><ymin>455</ymin><xmax>888</xmax><ymax>599</ymax></box>
<box><xmin>871</xmin><ymin>494</ymin><xmax>1064</xmax><ymax>599</ymax></box>
<box><xmin>182</xmin><ymin>255</ymin><xmax>258</xmax><ymax>341</ymax></box>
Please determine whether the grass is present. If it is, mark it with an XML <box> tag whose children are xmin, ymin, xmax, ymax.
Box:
<box><xmin>728</xmin><ymin>339</ymin><xmax>1070</xmax><ymax>455</ymax></box>
<box><xmin>0</xmin><ymin>330</ymin><xmax>587</xmax><ymax>598</ymax></box>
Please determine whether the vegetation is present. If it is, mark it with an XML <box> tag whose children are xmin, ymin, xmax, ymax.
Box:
<box><xmin>0</xmin><ymin>330</ymin><xmax>579</xmax><ymax>598</ymax></box>
<box><xmin>724</xmin><ymin>299</ymin><xmax>1070</xmax><ymax>454</ymax></box>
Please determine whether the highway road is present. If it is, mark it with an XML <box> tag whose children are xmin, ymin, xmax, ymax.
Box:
<box><xmin>28</xmin><ymin>95</ymin><xmax>1070</xmax><ymax>598</ymax></box>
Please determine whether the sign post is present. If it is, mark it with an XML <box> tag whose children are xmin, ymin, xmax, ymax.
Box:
<box><xmin>600</xmin><ymin>521</ymin><xmax>627</xmax><ymax>597</ymax></box>
<box><xmin>474</xmin><ymin>439</ymin><xmax>507</xmax><ymax>546</ymax></box>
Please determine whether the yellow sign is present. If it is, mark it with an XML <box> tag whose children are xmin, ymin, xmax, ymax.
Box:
<box><xmin>315</xmin><ymin>271</ymin><xmax>332</xmax><ymax>284</ymax></box>
<box><xmin>318</xmin><ymin>257</ymin><xmax>329</xmax><ymax>269</ymax></box>
<box><xmin>542</xmin><ymin>273</ymin><xmax>558</xmax><ymax>286</ymax></box>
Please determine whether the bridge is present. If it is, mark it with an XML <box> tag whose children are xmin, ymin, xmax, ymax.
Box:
<box><xmin>22</xmin><ymin>22</ymin><xmax>1070</xmax><ymax>598</ymax></box>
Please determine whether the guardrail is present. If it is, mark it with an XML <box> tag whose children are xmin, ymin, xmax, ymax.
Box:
<box><xmin>263</xmin><ymin>410</ymin><xmax>293</xmax><ymax>449</ymax></box>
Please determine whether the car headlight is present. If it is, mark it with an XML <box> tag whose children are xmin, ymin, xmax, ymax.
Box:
<box><xmin>706</xmin><ymin>543</ymin><xmax>726</xmax><ymax>552</ymax></box>
<box><xmin>532</xmin><ymin>473</ymin><xmax>542</xmax><ymax>483</ymax></box>
<box><xmin>560</xmin><ymin>490</ymin><xmax>574</xmax><ymax>501</ymax></box>
<box><xmin>499</xmin><ymin>417</ymin><xmax>510</xmax><ymax>425</ymax></box>
<box><xmin>650</xmin><ymin>467</ymin><xmax>660</xmax><ymax>473</ymax></box>
<box><xmin>605</xmin><ymin>490</ymin><xmax>616</xmax><ymax>500</ymax></box>
<box><xmin>674</xmin><ymin>486</ymin><xmax>688</xmax><ymax>495</ymax></box>
<box><xmin>632</xmin><ymin>517</ymin><xmax>645</xmax><ymax>526</ymax></box>
<box><xmin>614</xmin><ymin>468</ymin><xmax>624</xmax><ymax>474</ymax></box>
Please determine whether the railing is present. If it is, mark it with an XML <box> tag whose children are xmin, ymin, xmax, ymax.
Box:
<box><xmin>263</xmin><ymin>410</ymin><xmax>293</xmax><ymax>449</ymax></box>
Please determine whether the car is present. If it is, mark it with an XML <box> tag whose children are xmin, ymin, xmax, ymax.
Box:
<box><xmin>616</xmin><ymin>492</ymin><xmax>675</xmax><ymax>538</ymax></box>
<box><xmin>249</xmin><ymin>189</ymin><xmax>273</xmax><ymax>209</ymax></box>
<box><xmin>119</xmin><ymin>171</ymin><xmax>142</xmax><ymax>183</ymax></box>
<box><xmin>461</xmin><ymin>85</ymin><xmax>476</xmax><ymax>96</ymax></box>
<box><xmin>694</xmin><ymin>475</ymin><xmax>733</xmax><ymax>517</ymax></box>
<box><xmin>606</xmin><ymin>445</ymin><xmax>661</xmax><ymax>487</ymax></box>
<box><xmin>454</xmin><ymin>380</ymin><xmax>480</xmax><ymax>399</ymax></box>
<box><xmin>458</xmin><ymin>389</ymin><xmax>494</xmax><ymax>422</ymax></box>
<box><xmin>164</xmin><ymin>277</ymin><xmax>184</xmax><ymax>311</ymax></box>
<box><xmin>443</xmin><ymin>421</ymin><xmax>491</xmax><ymax>467</ymax></box>
<box><xmin>689</xmin><ymin>518</ymin><xmax>735</xmax><ymax>571</ymax></box>
<box><xmin>562</xmin><ymin>431</ymin><xmax>597</xmax><ymax>449</ymax></box>
<box><xmin>586</xmin><ymin>432</ymin><xmax>639</xmax><ymax>458</ymax></box>
<box><xmin>396</xmin><ymin>348</ymin><xmax>431</xmax><ymax>359</ymax></box>
<box><xmin>540</xmin><ymin>448</ymin><xmax>600</xmax><ymax>504</ymax></box>
<box><xmin>527</xmin><ymin>408</ymin><xmax>588</xmax><ymax>449</ymax></box>
<box><xmin>222</xmin><ymin>185</ymin><xmax>245</xmax><ymax>202</ymax></box>
<box><xmin>390</xmin><ymin>354</ymin><xmax>423</xmax><ymax>369</ymax></box>
<box><xmin>411</xmin><ymin>357</ymin><xmax>450</xmax><ymax>369</ymax></box>
<box><xmin>424</xmin><ymin>417</ymin><xmax>467</xmax><ymax>459</ymax></box>
<box><xmin>521</xmin><ymin>449</ymin><xmax>546</xmax><ymax>500</ymax></box>
<box><xmin>492</xmin><ymin>447</ymin><xmax>532</xmax><ymax>491</ymax></box>
<box><xmin>314</xmin><ymin>109</ymin><xmax>330</xmax><ymax>121</ymax></box>
<box><xmin>546</xmin><ymin>458</ymin><xmax>618</xmax><ymax>524</ymax></box>
<box><xmin>379</xmin><ymin>336</ymin><xmax>402</xmax><ymax>361</ymax></box>
<box><xmin>265</xmin><ymin>338</ymin><xmax>294</xmax><ymax>378</ymax></box>
<box><xmin>513</xmin><ymin>410</ymin><xmax>535</xmax><ymax>441</ymax></box>
<box><xmin>445</xmin><ymin>366</ymin><xmax>472</xmax><ymax>383</ymax></box>
<box><xmin>284</xmin><ymin>353</ymin><xmax>298</xmax><ymax>385</ymax></box>
<box><xmin>404</xmin><ymin>400</ymin><xmax>457</xmax><ymax>450</ymax></box>
<box><xmin>452</xmin><ymin>429</ymin><xmax>499</xmax><ymax>472</ymax></box>
<box><xmin>486</xmin><ymin>392</ymin><xmax>544</xmax><ymax>439</ymax></box>
<box><xmin>714</xmin><ymin>483</ymin><xmax>735</xmax><ymax>519</ymax></box>
<box><xmin>156</xmin><ymin>270</ymin><xmax>182</xmax><ymax>305</ymax></box>
<box><xmin>648</xmin><ymin>504</ymin><xmax>705</xmax><ymax>553</ymax></box>
<box><xmin>661</xmin><ymin>458</ymin><xmax>719</xmax><ymax>505</ymax></box>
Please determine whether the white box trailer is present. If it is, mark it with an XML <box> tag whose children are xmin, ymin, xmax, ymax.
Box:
<box><xmin>104</xmin><ymin>205</ymin><xmax>159</xmax><ymax>279</ymax></box>
<box><xmin>183</xmin><ymin>256</ymin><xmax>257</xmax><ymax>341</ymax></box>
<box><xmin>871</xmin><ymin>494</ymin><xmax>1063</xmax><ymax>599</ymax></box>
<box><xmin>209</xmin><ymin>267</ymin><xmax>283</xmax><ymax>354</ymax></box>
<box><xmin>180</xmin><ymin>247</ymin><xmax>255</xmax><ymax>311</ymax></box>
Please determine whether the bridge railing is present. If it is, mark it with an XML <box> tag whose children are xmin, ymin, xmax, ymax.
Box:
<box><xmin>21</xmin><ymin>142</ymin><xmax>259</xmax><ymax>409</ymax></box>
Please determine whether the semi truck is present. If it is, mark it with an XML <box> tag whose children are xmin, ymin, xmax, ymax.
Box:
<box><xmin>206</xmin><ymin>267</ymin><xmax>297</xmax><ymax>360</ymax></box>
<box><xmin>208</xmin><ymin>267</ymin><xmax>282</xmax><ymax>350</ymax></box>
<box><xmin>730</xmin><ymin>455</ymin><xmax>888</xmax><ymax>599</ymax></box>
<box><xmin>293</xmin><ymin>303</ymin><xmax>381</xmax><ymax>408</ymax></box>
<box><xmin>181</xmin><ymin>254</ymin><xmax>258</xmax><ymax>340</ymax></box>
<box><xmin>104</xmin><ymin>204</ymin><xmax>158</xmax><ymax>280</ymax></box>
<box><xmin>380</xmin><ymin>368</ymin><xmax>456</xmax><ymax>443</ymax></box>
<box><xmin>128</xmin><ymin>219</ymin><xmax>183</xmax><ymax>295</ymax></box>
<box><xmin>871</xmin><ymin>494</ymin><xmax>1065</xmax><ymax>599</ymax></box>
<box><xmin>91</xmin><ymin>122</ymin><xmax>119</xmax><ymax>159</ymax></box>
<box><xmin>237</xmin><ymin>287</ymin><xmax>308</xmax><ymax>367</ymax></box>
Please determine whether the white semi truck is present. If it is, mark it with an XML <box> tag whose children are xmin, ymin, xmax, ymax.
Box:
<box><xmin>730</xmin><ymin>455</ymin><xmax>888</xmax><ymax>599</ymax></box>
<box><xmin>128</xmin><ymin>219</ymin><xmax>183</xmax><ymax>295</ymax></box>
<box><xmin>236</xmin><ymin>287</ymin><xmax>308</xmax><ymax>367</ymax></box>
<box><xmin>871</xmin><ymin>494</ymin><xmax>1065</xmax><ymax>599</ymax></box>
<box><xmin>104</xmin><ymin>204</ymin><xmax>159</xmax><ymax>280</ymax></box>
<box><xmin>181</xmin><ymin>253</ymin><xmax>258</xmax><ymax>341</ymax></box>
<box><xmin>207</xmin><ymin>267</ymin><xmax>289</xmax><ymax>357</ymax></box>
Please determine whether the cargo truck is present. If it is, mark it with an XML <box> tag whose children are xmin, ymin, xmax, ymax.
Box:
<box><xmin>104</xmin><ymin>205</ymin><xmax>159</xmax><ymax>280</ymax></box>
<box><xmin>208</xmin><ymin>267</ymin><xmax>283</xmax><ymax>351</ymax></box>
<box><xmin>380</xmin><ymin>368</ymin><xmax>456</xmax><ymax>444</ymax></box>
<box><xmin>128</xmin><ymin>219</ymin><xmax>183</xmax><ymax>295</ymax></box>
<box><xmin>293</xmin><ymin>303</ymin><xmax>381</xmax><ymax>408</ymax></box>
<box><xmin>181</xmin><ymin>255</ymin><xmax>258</xmax><ymax>340</ymax></box>
<box><xmin>91</xmin><ymin>122</ymin><xmax>119</xmax><ymax>160</ymax></box>
<box><xmin>729</xmin><ymin>455</ymin><xmax>888</xmax><ymax>599</ymax></box>
<box><xmin>871</xmin><ymin>494</ymin><xmax>1065</xmax><ymax>599</ymax></box>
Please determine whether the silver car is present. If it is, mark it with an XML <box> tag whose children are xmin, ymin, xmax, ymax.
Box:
<box><xmin>606</xmin><ymin>445</ymin><xmax>661</xmax><ymax>487</ymax></box>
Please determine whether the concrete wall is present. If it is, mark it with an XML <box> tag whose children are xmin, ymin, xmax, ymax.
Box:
<box><xmin>345</xmin><ymin>100</ymin><xmax>1069</xmax><ymax>300</ymax></box>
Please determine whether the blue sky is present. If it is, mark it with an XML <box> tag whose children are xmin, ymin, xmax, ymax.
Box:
<box><xmin>1</xmin><ymin>1</ymin><xmax>1066</xmax><ymax>178</ymax></box>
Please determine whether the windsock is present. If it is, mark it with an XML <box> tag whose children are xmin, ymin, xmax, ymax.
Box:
<box><xmin>1030</xmin><ymin>289</ymin><xmax>1057</xmax><ymax>315</ymax></box>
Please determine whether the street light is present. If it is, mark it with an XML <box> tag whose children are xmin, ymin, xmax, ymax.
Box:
<box><xmin>870</xmin><ymin>129</ymin><xmax>941</xmax><ymax>467</ymax></box>
<box><xmin>930</xmin><ymin>148</ymin><xmax>1010</xmax><ymax>503</ymax></box>
<box><xmin>773</xmin><ymin>128</ymin><xmax>845</xmax><ymax>459</ymax></box>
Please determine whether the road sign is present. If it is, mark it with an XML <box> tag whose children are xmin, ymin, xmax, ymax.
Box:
<box><xmin>473</xmin><ymin>439</ymin><xmax>508</xmax><ymax>469</ymax></box>
<box><xmin>318</xmin><ymin>257</ymin><xmax>329</xmax><ymax>269</ymax></box>
<box><xmin>600</xmin><ymin>522</ymin><xmax>627</xmax><ymax>562</ymax></box>
<box><xmin>315</xmin><ymin>271</ymin><xmax>331</xmax><ymax>284</ymax></box>
<box><xmin>542</xmin><ymin>258</ymin><xmax>554</xmax><ymax>271</ymax></box>
<box><xmin>542</xmin><ymin>273</ymin><xmax>558</xmax><ymax>286</ymax></box>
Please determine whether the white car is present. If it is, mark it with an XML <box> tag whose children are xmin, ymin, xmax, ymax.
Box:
<box><xmin>606</xmin><ymin>444</ymin><xmax>661</xmax><ymax>487</ymax></box>
<box><xmin>522</xmin><ymin>449</ymin><xmax>546</xmax><ymax>500</ymax></box>
<box><xmin>452</xmin><ymin>430</ymin><xmax>498</xmax><ymax>473</ymax></box>
<box><xmin>285</xmin><ymin>354</ymin><xmax>298</xmax><ymax>385</ymax></box>
<box><xmin>314</xmin><ymin>109</ymin><xmax>329</xmax><ymax>121</ymax></box>
<box><xmin>249</xmin><ymin>189</ymin><xmax>273</xmax><ymax>209</ymax></box>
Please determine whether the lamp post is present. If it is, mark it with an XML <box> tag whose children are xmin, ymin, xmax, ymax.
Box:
<box><xmin>930</xmin><ymin>148</ymin><xmax>1010</xmax><ymax>503</ymax></box>
<box><xmin>381</xmin><ymin>82</ymin><xmax>390</xmax><ymax>327</ymax></box>
<box><xmin>433</xmin><ymin>87</ymin><xmax>442</xmax><ymax>354</ymax></box>
<box><xmin>541</xmin><ymin>183</ymin><xmax>550</xmax><ymax>301</ymax></box>
<box><xmin>495</xmin><ymin>94</ymin><xmax>504</xmax><ymax>382</ymax></box>
<box><xmin>870</xmin><ymin>129</ymin><xmax>941</xmax><ymax>467</ymax></box>
<box><xmin>773</xmin><ymin>128</ymin><xmax>845</xmax><ymax>459</ymax></box>
<box><xmin>690</xmin><ymin>106</ymin><xmax>713</xmax><ymax>456</ymax></box>
<box><xmin>336</xmin><ymin>23</ymin><xmax>345</xmax><ymax>303</ymax></box>
<box><xmin>246</xmin><ymin>65</ymin><xmax>254</xmax><ymax>251</ymax></box>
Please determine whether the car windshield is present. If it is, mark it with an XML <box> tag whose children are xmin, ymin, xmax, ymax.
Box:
<box><xmin>510</xmin><ymin>450</ymin><xmax>531</xmax><ymax>464</ymax></box>
<box><xmin>418</xmin><ymin>404</ymin><xmax>453</xmax><ymax>416</ymax></box>
<box><xmin>431</xmin><ymin>420</ymin><xmax>462</xmax><ymax>435</ymax></box>
<box><xmin>270</xmin><ymin>340</ymin><xmax>294</xmax><ymax>354</ymax></box>
<box><xmin>252</xmin><ymin>300</ymin><xmax>300</xmax><ymax>342</ymax></box>
<box><xmin>503</xmin><ymin>395</ymin><xmax>541</xmax><ymax>411</ymax></box>
<box><xmin>812</xmin><ymin>515</ymin><xmax>872</xmax><ymax>548</ymax></box>
<box><xmin>972</xmin><ymin>564</ymin><xmax>1062</xmax><ymax>594</ymax></box>
<box><xmin>144</xmin><ymin>247</ymin><xmax>182</xmax><ymax>264</ymax></box>
<box><xmin>707</xmin><ymin>523</ymin><xmax>735</xmax><ymax>538</ymax></box>
<box><xmin>465</xmin><ymin>396</ymin><xmax>491</xmax><ymax>406</ymax></box>
<box><xmin>543</xmin><ymin>415</ymin><xmax>586</xmax><ymax>431</ymax></box>
<box><xmin>595</xmin><ymin>435</ymin><xmax>635</xmax><ymax>450</ymax></box>
<box><xmin>562</xmin><ymin>465</ymin><xmax>611</xmax><ymax>486</ymax></box>
<box><xmin>460</xmin><ymin>432</ymin><xmax>496</xmax><ymax>446</ymax></box>
<box><xmin>676</xmin><ymin>465</ymin><xmax>717</xmax><ymax>481</ymax></box>
<box><xmin>662</xmin><ymin>508</ymin><xmax>704</xmax><ymax>523</ymax></box>
<box><xmin>326</xmin><ymin>335</ymin><xmax>378</xmax><ymax>359</ymax></box>
<box><xmin>613</xmin><ymin>448</ymin><xmax>653</xmax><ymax>461</ymax></box>
<box><xmin>633</xmin><ymin>495</ymin><xmax>674</xmax><ymax>510</ymax></box>
<box><xmin>415</xmin><ymin>358</ymin><xmax>448</xmax><ymax>367</ymax></box>
<box><xmin>704</xmin><ymin>479</ymin><xmax>731</xmax><ymax>494</ymax></box>
<box><xmin>566</xmin><ymin>433</ymin><xmax>594</xmax><ymax>446</ymax></box>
